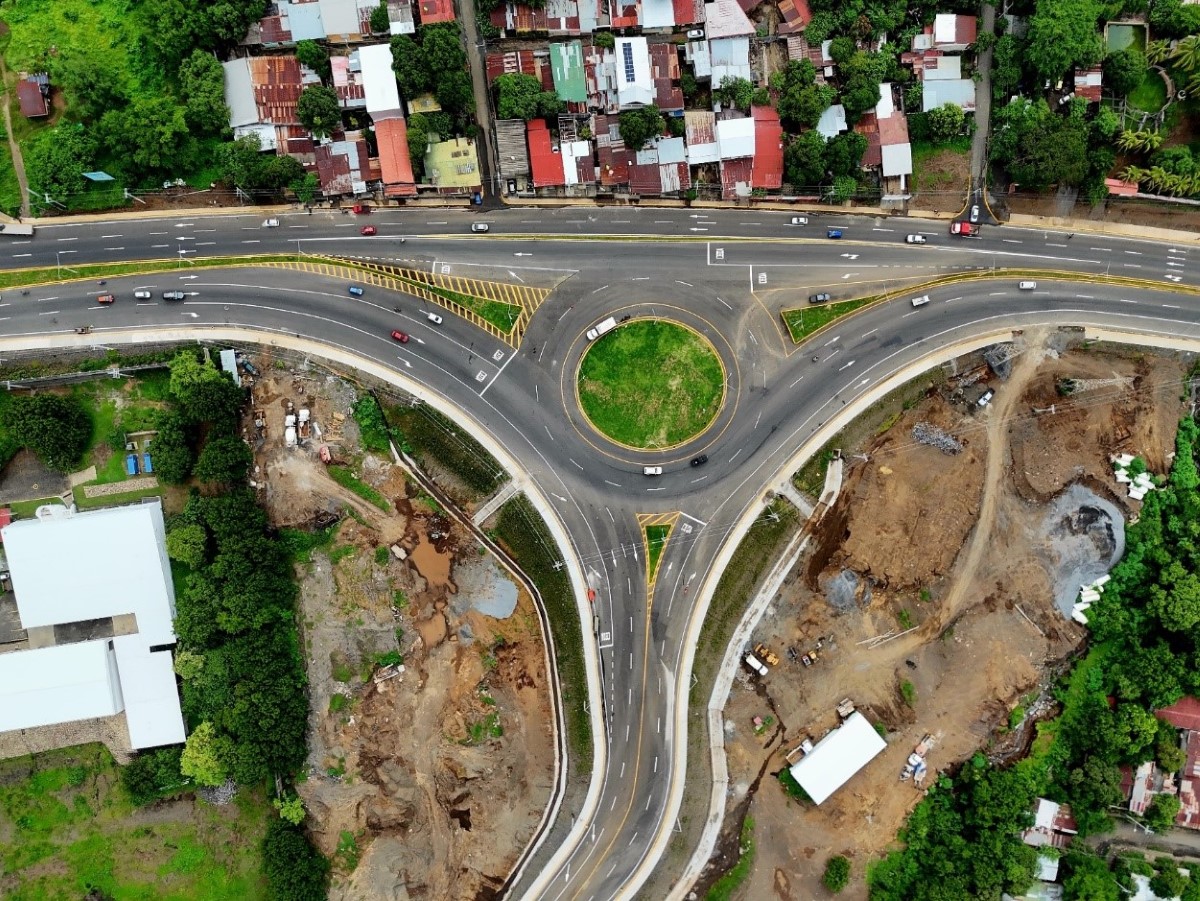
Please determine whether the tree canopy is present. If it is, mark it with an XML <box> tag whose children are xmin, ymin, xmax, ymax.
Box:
<box><xmin>784</xmin><ymin>130</ymin><xmax>828</xmax><ymax>189</ymax></box>
<box><xmin>1023</xmin><ymin>0</ymin><xmax>1104</xmax><ymax>83</ymax></box>
<box><xmin>296</xmin><ymin>85</ymin><xmax>342</xmax><ymax>139</ymax></box>
<box><xmin>494</xmin><ymin>74</ymin><xmax>563</xmax><ymax>121</ymax></box>
<box><xmin>619</xmin><ymin>105</ymin><xmax>665</xmax><ymax>151</ymax></box>
<box><xmin>1103</xmin><ymin>49</ymin><xmax>1147</xmax><ymax>97</ymax></box>
<box><xmin>8</xmin><ymin>394</ymin><xmax>92</xmax><ymax>472</ymax></box>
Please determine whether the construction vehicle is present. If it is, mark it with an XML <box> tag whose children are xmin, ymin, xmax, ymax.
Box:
<box><xmin>754</xmin><ymin>643</ymin><xmax>781</xmax><ymax>667</ymax></box>
<box><xmin>297</xmin><ymin>408</ymin><xmax>312</xmax><ymax>440</ymax></box>
<box><xmin>744</xmin><ymin>654</ymin><xmax>769</xmax><ymax>676</ymax></box>
<box><xmin>802</xmin><ymin>650</ymin><xmax>819</xmax><ymax>667</ymax></box>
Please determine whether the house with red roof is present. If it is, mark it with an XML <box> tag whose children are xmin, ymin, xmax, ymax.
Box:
<box><xmin>751</xmin><ymin>106</ymin><xmax>783</xmax><ymax>191</ymax></box>
<box><xmin>16</xmin><ymin>75</ymin><xmax>49</xmax><ymax>119</ymax></box>
<box><xmin>418</xmin><ymin>0</ymin><xmax>455</xmax><ymax>23</ymax></box>
<box><xmin>1159</xmin><ymin>697</ymin><xmax>1200</xmax><ymax>731</ymax></box>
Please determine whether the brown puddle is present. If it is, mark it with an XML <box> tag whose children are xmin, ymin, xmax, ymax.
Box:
<box><xmin>409</xmin><ymin>532</ymin><xmax>454</xmax><ymax>589</ymax></box>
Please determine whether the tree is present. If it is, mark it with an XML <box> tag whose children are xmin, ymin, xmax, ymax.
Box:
<box><xmin>714</xmin><ymin>76</ymin><xmax>755</xmax><ymax>112</ymax></box>
<box><xmin>927</xmin><ymin>103</ymin><xmax>965</xmax><ymax>143</ymax></box>
<box><xmin>772</xmin><ymin>60</ymin><xmax>833</xmax><ymax>133</ymax></box>
<box><xmin>436</xmin><ymin>70</ymin><xmax>475</xmax><ymax>117</ymax></box>
<box><xmin>407</xmin><ymin>114</ymin><xmax>431</xmax><ymax>180</ymax></box>
<box><xmin>823</xmin><ymin>855</ymin><xmax>850</xmax><ymax>892</ymax></box>
<box><xmin>217</xmin><ymin>135</ymin><xmax>268</xmax><ymax>189</ymax></box>
<box><xmin>295</xmin><ymin>39</ymin><xmax>332</xmax><ymax>84</ymax></box>
<box><xmin>784</xmin><ymin>130</ymin><xmax>826</xmax><ymax>188</ymax></box>
<box><xmin>168</xmin><ymin>352</ymin><xmax>245</xmax><ymax>429</ymax></box>
<box><xmin>1024</xmin><ymin>0</ymin><xmax>1104</xmax><ymax>83</ymax></box>
<box><xmin>262</xmin><ymin>818</ymin><xmax>330</xmax><ymax>901</ymax></box>
<box><xmin>389</xmin><ymin>34</ymin><xmax>430</xmax><ymax>98</ymax></box>
<box><xmin>179</xmin><ymin>50</ymin><xmax>230</xmax><ymax>135</ymax></box>
<box><xmin>1144</xmin><ymin>793</ymin><xmax>1181</xmax><ymax>833</ymax></box>
<box><xmin>53</xmin><ymin>53</ymin><xmax>128</xmax><ymax>123</ymax></box>
<box><xmin>594</xmin><ymin>31</ymin><xmax>615</xmax><ymax>50</ymax></box>
<box><xmin>828</xmin><ymin>37</ymin><xmax>856</xmax><ymax>66</ymax></box>
<box><xmin>167</xmin><ymin>522</ymin><xmax>209</xmax><ymax>569</ymax></box>
<box><xmin>838</xmin><ymin>50</ymin><xmax>887</xmax><ymax>122</ymax></box>
<box><xmin>297</xmin><ymin>85</ymin><xmax>342</xmax><ymax>139</ymax></box>
<box><xmin>1156</xmin><ymin>721</ymin><xmax>1187</xmax><ymax>773</ymax></box>
<box><xmin>180</xmin><ymin>721</ymin><xmax>233</xmax><ymax>787</ymax></box>
<box><xmin>826</xmin><ymin>132</ymin><xmax>867</xmax><ymax>178</ymax></box>
<box><xmin>274</xmin><ymin>795</ymin><xmax>307</xmax><ymax>825</ymax></box>
<box><xmin>1061</xmin><ymin>851</ymin><xmax>1119</xmax><ymax>901</ymax></box>
<box><xmin>1150</xmin><ymin>0</ymin><xmax>1200</xmax><ymax>40</ymax></box>
<box><xmin>369</xmin><ymin>2</ymin><xmax>391</xmax><ymax>33</ymax></box>
<box><xmin>992</xmin><ymin>34</ymin><xmax>1023</xmax><ymax>102</ymax></box>
<box><xmin>194</xmin><ymin>436</ymin><xmax>253</xmax><ymax>485</ymax></box>
<box><xmin>1175</xmin><ymin>35</ymin><xmax>1200</xmax><ymax>74</ymax></box>
<box><xmin>8</xmin><ymin>394</ymin><xmax>91</xmax><ymax>472</ymax></box>
<box><xmin>495</xmin><ymin>73</ymin><xmax>563</xmax><ymax>120</ymax></box>
<box><xmin>257</xmin><ymin>154</ymin><xmax>305</xmax><ymax>191</ymax></box>
<box><xmin>153</xmin><ymin>410</ymin><xmax>196</xmax><ymax>484</ymax></box>
<box><xmin>291</xmin><ymin>172</ymin><xmax>320</xmax><ymax>205</ymax></box>
<box><xmin>830</xmin><ymin>175</ymin><xmax>858</xmax><ymax>202</ymax></box>
<box><xmin>120</xmin><ymin>748</ymin><xmax>187</xmax><ymax>805</ymax></box>
<box><xmin>1103</xmin><ymin>49</ymin><xmax>1146</xmax><ymax>97</ymax></box>
<box><xmin>102</xmin><ymin>97</ymin><xmax>197</xmax><ymax>182</ymax></box>
<box><xmin>618</xmin><ymin>105</ymin><xmax>665</xmax><ymax>151</ymax></box>
<box><xmin>1150</xmin><ymin>864</ymin><xmax>1188</xmax><ymax>899</ymax></box>
<box><xmin>24</xmin><ymin>126</ymin><xmax>97</xmax><ymax>199</ymax></box>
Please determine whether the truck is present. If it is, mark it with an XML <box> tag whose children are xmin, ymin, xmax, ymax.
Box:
<box><xmin>949</xmin><ymin>221</ymin><xmax>977</xmax><ymax>237</ymax></box>
<box><xmin>0</xmin><ymin>222</ymin><xmax>34</xmax><ymax>237</ymax></box>
<box><xmin>745</xmin><ymin>653</ymin><xmax>769</xmax><ymax>676</ymax></box>
<box><xmin>586</xmin><ymin>316</ymin><xmax>618</xmax><ymax>341</ymax></box>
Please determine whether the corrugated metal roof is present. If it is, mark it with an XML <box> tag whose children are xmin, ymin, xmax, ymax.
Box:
<box><xmin>418</xmin><ymin>0</ymin><xmax>456</xmax><ymax>23</ymax></box>
<box><xmin>777</xmin><ymin>0</ymin><xmax>810</xmax><ymax>33</ymax></box>
<box><xmin>704</xmin><ymin>0</ymin><xmax>754</xmax><ymax>38</ymax></box>
<box><xmin>751</xmin><ymin>105</ymin><xmax>783</xmax><ymax>189</ymax></box>
<box><xmin>375</xmin><ymin>116</ymin><xmax>417</xmax><ymax>194</ymax></box>
<box><xmin>223</xmin><ymin>59</ymin><xmax>260</xmax><ymax>128</ymax></box>
<box><xmin>528</xmin><ymin>119</ymin><xmax>565</xmax><ymax>187</ymax></box>
<box><xmin>642</xmin><ymin>0</ymin><xmax>675</xmax><ymax>29</ymax></box>
<box><xmin>551</xmin><ymin>41</ymin><xmax>588</xmax><ymax>102</ymax></box>
<box><xmin>0</xmin><ymin>641</ymin><xmax>124</xmax><ymax>734</ymax></box>
<box><xmin>319</xmin><ymin>0</ymin><xmax>361</xmax><ymax>35</ymax></box>
<box><xmin>1158</xmin><ymin>697</ymin><xmax>1200</xmax><ymax>731</ymax></box>
<box><xmin>16</xmin><ymin>77</ymin><xmax>47</xmax><ymax>118</ymax></box>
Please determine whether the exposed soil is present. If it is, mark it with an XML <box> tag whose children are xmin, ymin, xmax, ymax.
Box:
<box><xmin>246</xmin><ymin>366</ymin><xmax>553</xmax><ymax>900</ymax></box>
<box><xmin>707</xmin><ymin>339</ymin><xmax>1189</xmax><ymax>899</ymax></box>
<box><xmin>910</xmin><ymin>148</ymin><xmax>972</xmax><ymax>213</ymax></box>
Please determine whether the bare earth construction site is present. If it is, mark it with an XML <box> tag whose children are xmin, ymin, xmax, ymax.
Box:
<box><xmin>707</xmin><ymin>333</ymin><xmax>1188</xmax><ymax>899</ymax></box>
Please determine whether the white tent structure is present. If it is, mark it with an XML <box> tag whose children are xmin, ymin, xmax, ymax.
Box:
<box><xmin>788</xmin><ymin>711</ymin><xmax>887</xmax><ymax>805</ymax></box>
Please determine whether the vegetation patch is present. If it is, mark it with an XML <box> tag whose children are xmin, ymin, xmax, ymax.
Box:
<box><xmin>782</xmin><ymin>297</ymin><xmax>875</xmax><ymax>343</ymax></box>
<box><xmin>494</xmin><ymin>495</ymin><xmax>591</xmax><ymax>762</ymax></box>
<box><xmin>705</xmin><ymin>816</ymin><xmax>756</xmax><ymax>901</ymax></box>
<box><xmin>577</xmin><ymin>320</ymin><xmax>725</xmax><ymax>448</ymax></box>
<box><xmin>646</xmin><ymin>523</ymin><xmax>671</xmax><ymax>584</ymax></box>
<box><xmin>383</xmin><ymin>400</ymin><xmax>508</xmax><ymax>502</ymax></box>
<box><xmin>328</xmin><ymin>465</ymin><xmax>390</xmax><ymax>511</ymax></box>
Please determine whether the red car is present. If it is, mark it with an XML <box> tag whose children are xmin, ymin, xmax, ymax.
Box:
<box><xmin>390</xmin><ymin>329</ymin><xmax>409</xmax><ymax>343</ymax></box>
<box><xmin>97</xmin><ymin>294</ymin><xmax>115</xmax><ymax>304</ymax></box>
<box><xmin>352</xmin><ymin>203</ymin><xmax>370</xmax><ymax>214</ymax></box>
<box><xmin>949</xmin><ymin>221</ymin><xmax>977</xmax><ymax>236</ymax></box>
<box><xmin>360</xmin><ymin>225</ymin><xmax>377</xmax><ymax>236</ymax></box>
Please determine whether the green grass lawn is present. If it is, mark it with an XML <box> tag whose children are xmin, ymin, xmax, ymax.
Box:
<box><xmin>645</xmin><ymin>523</ymin><xmax>671</xmax><ymax>583</ymax></box>
<box><xmin>577</xmin><ymin>320</ymin><xmax>725</xmax><ymax>448</ymax></box>
<box><xmin>328</xmin><ymin>464</ymin><xmax>390</xmax><ymax>511</ymax></box>
<box><xmin>1129</xmin><ymin>72</ymin><xmax>1168</xmax><ymax>114</ymax></box>
<box><xmin>0</xmin><ymin>744</ymin><xmax>271</xmax><ymax>901</ymax></box>
<box><xmin>782</xmin><ymin>298</ymin><xmax>874</xmax><ymax>342</ymax></box>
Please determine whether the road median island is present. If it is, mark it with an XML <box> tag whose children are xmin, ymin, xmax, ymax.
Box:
<box><xmin>780</xmin><ymin>269</ymin><xmax>1200</xmax><ymax>345</ymax></box>
<box><xmin>576</xmin><ymin>319</ymin><xmax>725</xmax><ymax>449</ymax></box>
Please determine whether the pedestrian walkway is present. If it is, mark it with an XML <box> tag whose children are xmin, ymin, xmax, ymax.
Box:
<box><xmin>0</xmin><ymin>54</ymin><xmax>30</xmax><ymax>219</ymax></box>
<box><xmin>774</xmin><ymin>478</ymin><xmax>814</xmax><ymax>518</ymax></box>
<box><xmin>472</xmin><ymin>478</ymin><xmax>520</xmax><ymax>526</ymax></box>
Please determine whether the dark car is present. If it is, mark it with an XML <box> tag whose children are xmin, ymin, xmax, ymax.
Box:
<box><xmin>360</xmin><ymin>225</ymin><xmax>377</xmax><ymax>236</ymax></box>
<box><xmin>808</xmin><ymin>293</ymin><xmax>831</xmax><ymax>304</ymax></box>
<box><xmin>390</xmin><ymin>329</ymin><xmax>409</xmax><ymax>343</ymax></box>
<box><xmin>162</xmin><ymin>291</ymin><xmax>185</xmax><ymax>301</ymax></box>
<box><xmin>690</xmin><ymin>454</ymin><xmax>709</xmax><ymax>467</ymax></box>
<box><xmin>96</xmin><ymin>293</ymin><xmax>115</xmax><ymax>304</ymax></box>
<box><xmin>826</xmin><ymin>229</ymin><xmax>842</xmax><ymax>239</ymax></box>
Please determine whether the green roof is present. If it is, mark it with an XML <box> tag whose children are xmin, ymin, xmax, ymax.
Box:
<box><xmin>550</xmin><ymin>41</ymin><xmax>587</xmax><ymax>104</ymax></box>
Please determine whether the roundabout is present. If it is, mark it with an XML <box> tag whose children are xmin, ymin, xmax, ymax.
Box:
<box><xmin>575</xmin><ymin>318</ymin><xmax>726</xmax><ymax>450</ymax></box>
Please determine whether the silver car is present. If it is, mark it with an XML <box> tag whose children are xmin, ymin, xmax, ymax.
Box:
<box><xmin>905</xmin><ymin>234</ymin><xmax>927</xmax><ymax>244</ymax></box>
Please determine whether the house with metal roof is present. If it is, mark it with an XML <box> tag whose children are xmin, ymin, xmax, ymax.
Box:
<box><xmin>615</xmin><ymin>38</ymin><xmax>654</xmax><ymax>108</ymax></box>
<box><xmin>751</xmin><ymin>106</ymin><xmax>783</xmax><ymax>190</ymax></box>
<box><xmin>16</xmin><ymin>74</ymin><xmax>49</xmax><ymax>119</ymax></box>
<box><xmin>424</xmin><ymin>137</ymin><xmax>482</xmax><ymax>191</ymax></box>
<box><xmin>551</xmin><ymin>41</ymin><xmax>588</xmax><ymax>104</ymax></box>
<box><xmin>0</xmin><ymin>502</ymin><xmax>186</xmax><ymax>752</ymax></box>
<box><xmin>787</xmin><ymin>711</ymin><xmax>887</xmax><ymax>805</ymax></box>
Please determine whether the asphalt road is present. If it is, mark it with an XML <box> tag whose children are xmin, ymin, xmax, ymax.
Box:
<box><xmin>0</xmin><ymin>209</ymin><xmax>1197</xmax><ymax>900</ymax></box>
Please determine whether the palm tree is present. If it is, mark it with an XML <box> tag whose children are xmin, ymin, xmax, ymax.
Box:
<box><xmin>1119</xmin><ymin>165</ymin><xmax>1148</xmax><ymax>185</ymax></box>
<box><xmin>1174</xmin><ymin>35</ymin><xmax>1200</xmax><ymax>73</ymax></box>
<box><xmin>1146</xmin><ymin>166</ymin><xmax>1171</xmax><ymax>193</ymax></box>
<box><xmin>1143</xmin><ymin>130</ymin><xmax>1165</xmax><ymax>152</ymax></box>
<box><xmin>1116</xmin><ymin>129</ymin><xmax>1141</xmax><ymax>152</ymax></box>
<box><xmin>1147</xmin><ymin>40</ymin><xmax>1173</xmax><ymax>66</ymax></box>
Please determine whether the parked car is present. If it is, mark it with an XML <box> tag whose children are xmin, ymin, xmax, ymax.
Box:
<box><xmin>643</xmin><ymin>465</ymin><xmax>662</xmax><ymax>476</ymax></box>
<box><xmin>690</xmin><ymin>454</ymin><xmax>709</xmax><ymax>467</ymax></box>
<box><xmin>790</xmin><ymin>216</ymin><xmax>808</xmax><ymax>226</ymax></box>
<box><xmin>348</xmin><ymin>285</ymin><xmax>364</xmax><ymax>296</ymax></box>
<box><xmin>426</xmin><ymin>311</ymin><xmax>443</xmax><ymax>325</ymax></box>
<box><xmin>687</xmin><ymin>28</ymin><xmax>705</xmax><ymax>39</ymax></box>
<box><xmin>969</xmin><ymin>205</ymin><xmax>981</xmax><ymax>223</ymax></box>
<box><xmin>390</xmin><ymin>329</ymin><xmax>409</xmax><ymax>343</ymax></box>
<box><xmin>826</xmin><ymin>228</ymin><xmax>842</xmax><ymax>239</ymax></box>
<box><xmin>352</xmin><ymin>203</ymin><xmax>370</xmax><ymax>214</ymax></box>
<box><xmin>133</xmin><ymin>290</ymin><xmax>151</xmax><ymax>299</ymax></box>
<box><xmin>360</xmin><ymin>225</ymin><xmax>377</xmax><ymax>236</ymax></box>
<box><xmin>905</xmin><ymin>234</ymin><xmax>927</xmax><ymax>244</ymax></box>
<box><xmin>96</xmin><ymin>293</ymin><xmax>115</xmax><ymax>304</ymax></box>
<box><xmin>471</xmin><ymin>223</ymin><xmax>490</xmax><ymax>233</ymax></box>
<box><xmin>163</xmin><ymin>291</ymin><xmax>186</xmax><ymax>301</ymax></box>
<box><xmin>978</xmin><ymin>389</ymin><xmax>995</xmax><ymax>407</ymax></box>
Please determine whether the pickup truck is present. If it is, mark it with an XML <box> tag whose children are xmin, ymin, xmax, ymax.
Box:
<box><xmin>586</xmin><ymin>316</ymin><xmax>618</xmax><ymax>341</ymax></box>
<box><xmin>949</xmin><ymin>221</ymin><xmax>977</xmax><ymax>236</ymax></box>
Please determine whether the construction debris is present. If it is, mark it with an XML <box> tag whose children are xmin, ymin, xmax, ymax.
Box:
<box><xmin>1112</xmin><ymin>453</ymin><xmax>1158</xmax><ymax>501</ymax></box>
<box><xmin>984</xmin><ymin>342</ymin><xmax>1020</xmax><ymax>379</ymax></box>
<box><xmin>1071</xmin><ymin>574</ymin><xmax>1111</xmax><ymax>625</ymax></box>
<box><xmin>912</xmin><ymin>422</ymin><xmax>963</xmax><ymax>455</ymax></box>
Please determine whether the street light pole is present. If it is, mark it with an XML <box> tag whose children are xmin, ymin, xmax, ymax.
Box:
<box><xmin>56</xmin><ymin>251</ymin><xmax>61</xmax><ymax>279</ymax></box>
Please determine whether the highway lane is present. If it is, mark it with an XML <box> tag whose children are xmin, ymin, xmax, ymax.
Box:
<box><xmin>6</xmin><ymin>249</ymin><xmax>1200</xmax><ymax>900</ymax></box>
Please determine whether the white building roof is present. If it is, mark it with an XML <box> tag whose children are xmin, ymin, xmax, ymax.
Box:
<box><xmin>933</xmin><ymin>13</ymin><xmax>958</xmax><ymax>45</ymax></box>
<box><xmin>657</xmin><ymin>136</ymin><xmax>687</xmax><ymax>164</ymax></box>
<box><xmin>288</xmin><ymin>0</ymin><xmax>327</xmax><ymax>40</ymax></box>
<box><xmin>615</xmin><ymin>38</ymin><xmax>654</xmax><ymax>108</ymax></box>
<box><xmin>4</xmin><ymin>503</ymin><xmax>176</xmax><ymax>645</ymax></box>
<box><xmin>788</xmin><ymin>711</ymin><xmax>887</xmax><ymax>805</ymax></box>
<box><xmin>319</xmin><ymin>0</ymin><xmax>360</xmax><ymax>35</ymax></box>
<box><xmin>710</xmin><ymin>37</ymin><xmax>751</xmax><ymax>84</ymax></box>
<box><xmin>1035</xmin><ymin>854</ymin><xmax>1060</xmax><ymax>883</ymax></box>
<box><xmin>686</xmin><ymin>40</ymin><xmax>711</xmax><ymax>79</ymax></box>
<box><xmin>924</xmin><ymin>55</ymin><xmax>963</xmax><ymax>81</ymax></box>
<box><xmin>715</xmin><ymin>116</ymin><xmax>754</xmax><ymax>159</ymax></box>
<box><xmin>223</xmin><ymin>58</ymin><xmax>259</xmax><ymax>129</ymax></box>
<box><xmin>816</xmin><ymin>103</ymin><xmax>847</xmax><ymax>138</ymax></box>
<box><xmin>0</xmin><ymin>502</ymin><xmax>186</xmax><ymax>750</ymax></box>
<box><xmin>704</xmin><ymin>0</ymin><xmax>754</xmax><ymax>39</ymax></box>
<box><xmin>881</xmin><ymin>144</ymin><xmax>912</xmax><ymax>177</ymax></box>
<box><xmin>359</xmin><ymin>43</ymin><xmax>403</xmax><ymax>117</ymax></box>
<box><xmin>234</xmin><ymin>122</ymin><xmax>279</xmax><ymax>151</ymax></box>
<box><xmin>923</xmin><ymin>79</ymin><xmax>976</xmax><ymax>111</ymax></box>
<box><xmin>642</xmin><ymin>0</ymin><xmax>675</xmax><ymax>29</ymax></box>
<box><xmin>876</xmin><ymin>82</ymin><xmax>895</xmax><ymax>118</ymax></box>
<box><xmin>0</xmin><ymin>641</ymin><xmax>123</xmax><ymax>733</ymax></box>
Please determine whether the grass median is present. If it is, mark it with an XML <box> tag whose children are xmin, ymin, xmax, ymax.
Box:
<box><xmin>578</xmin><ymin>320</ymin><xmax>724</xmax><ymax>448</ymax></box>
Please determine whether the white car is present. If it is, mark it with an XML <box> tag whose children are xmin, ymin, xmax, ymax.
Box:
<box><xmin>133</xmin><ymin>290</ymin><xmax>152</xmax><ymax>299</ymax></box>
<box><xmin>978</xmin><ymin>389</ymin><xmax>995</xmax><ymax>407</ymax></box>
<box><xmin>262</xmin><ymin>218</ymin><xmax>279</xmax><ymax>228</ymax></box>
<box><xmin>911</xmin><ymin>295</ymin><xmax>931</xmax><ymax>307</ymax></box>
<box><xmin>643</xmin><ymin>466</ymin><xmax>662</xmax><ymax>476</ymax></box>
<box><xmin>1019</xmin><ymin>281</ymin><xmax>1037</xmax><ymax>290</ymax></box>
<box><xmin>905</xmin><ymin>234</ymin><xmax>927</xmax><ymax>244</ymax></box>
<box><xmin>970</xmin><ymin>205</ymin><xmax>981</xmax><ymax>223</ymax></box>
<box><xmin>427</xmin><ymin>311</ymin><xmax>443</xmax><ymax>324</ymax></box>
<box><xmin>790</xmin><ymin>216</ymin><xmax>808</xmax><ymax>226</ymax></box>
<box><xmin>687</xmin><ymin>28</ymin><xmax>705</xmax><ymax>39</ymax></box>
<box><xmin>471</xmin><ymin>223</ymin><xmax>490</xmax><ymax>233</ymax></box>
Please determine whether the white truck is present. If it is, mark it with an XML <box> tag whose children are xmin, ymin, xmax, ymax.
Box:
<box><xmin>0</xmin><ymin>222</ymin><xmax>34</xmax><ymax>237</ymax></box>
<box><xmin>745</xmin><ymin>653</ymin><xmax>769</xmax><ymax>676</ymax></box>
<box><xmin>586</xmin><ymin>316</ymin><xmax>618</xmax><ymax>341</ymax></box>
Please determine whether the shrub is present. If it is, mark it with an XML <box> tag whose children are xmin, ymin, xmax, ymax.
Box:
<box><xmin>8</xmin><ymin>394</ymin><xmax>91</xmax><ymax>471</ymax></box>
<box><xmin>262</xmin><ymin>818</ymin><xmax>330</xmax><ymax>901</ymax></box>
<box><xmin>823</xmin><ymin>855</ymin><xmax>850</xmax><ymax>893</ymax></box>
<box><xmin>121</xmin><ymin>747</ymin><xmax>188</xmax><ymax>805</ymax></box>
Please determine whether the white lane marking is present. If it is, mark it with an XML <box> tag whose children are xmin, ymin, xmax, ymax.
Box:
<box><xmin>1046</xmin><ymin>243</ymin><xmax>1067</xmax><ymax>248</ymax></box>
<box><xmin>100</xmin><ymin>234</ymin><xmax>122</xmax><ymax>239</ymax></box>
<box><xmin>151</xmin><ymin>244</ymin><xmax>169</xmax><ymax>248</ymax></box>
<box><xmin>1115</xmin><ymin>298</ymin><xmax>1137</xmax><ymax>304</ymax></box>
<box><xmin>861</xmin><ymin>328</ymin><xmax>877</xmax><ymax>338</ymax></box>
<box><xmin>729</xmin><ymin>449</ymin><xmax>742</xmax><ymax>463</ymax></box>
<box><xmin>56</xmin><ymin>237</ymin><xmax>77</xmax><ymax>242</ymax></box>
<box><xmin>11</xmin><ymin>253</ymin><xmax>30</xmax><ymax>257</ymax></box>
<box><xmin>1076</xmin><ymin>294</ymin><xmax>1094</xmax><ymax>299</ymax></box>
<box><xmin>104</xmin><ymin>246</ymin><xmax>125</xmax><ymax>251</ymax></box>
<box><xmin>1002</xmin><ymin>239</ymin><xmax>1022</xmax><ymax>244</ymax></box>
<box><xmin>717</xmin><ymin>297</ymin><xmax>732</xmax><ymax>310</ymax></box>
<box><xmin>789</xmin><ymin>374</ymin><xmax>804</xmax><ymax>387</ymax></box>
<box><xmin>1124</xmin><ymin>250</ymin><xmax>1142</xmax><ymax>255</ymax></box>
<box><xmin>1125</xmin><ymin>264</ymin><xmax>1142</xmax><ymax>268</ymax></box>
<box><xmin>544</xmin><ymin>425</ymin><xmax>555</xmax><ymax>441</ymax></box>
<box><xmin>592</xmin><ymin>285</ymin><xmax>609</xmax><ymax>293</ymax></box>
<box><xmin>632</xmin><ymin>276</ymin><xmax>649</xmax><ymax>281</ymax></box>
<box><xmin>872</xmin><ymin>227</ymin><xmax>894</xmax><ymax>232</ymax></box>
<box><xmin>690</xmin><ymin>475</ymin><xmax>709</xmax><ymax>483</ymax></box>
<box><xmin>1163</xmin><ymin>304</ymin><xmax>1182</xmax><ymax>309</ymax></box>
<box><xmin>604</xmin><ymin>479</ymin><xmax>620</xmax><ymax>488</ymax></box>
<box><xmin>902</xmin><ymin>310</ymin><xmax>919</xmax><ymax>318</ymax></box>
<box><xmin>824</xmin><ymin>335</ymin><xmax>840</xmax><ymax>346</ymax></box>
<box><xmin>38</xmin><ymin>309</ymin><xmax>59</xmax><ymax>315</ymax></box>
<box><xmin>675</xmin><ymin>280</ymin><xmax>693</xmax><ymax>287</ymax></box>
<box><xmin>570</xmin><ymin>458</ymin><xmax>583</xmax><ymax>470</ymax></box>
<box><xmin>943</xmin><ymin>296</ymin><xmax>962</xmax><ymax>303</ymax></box>
<box><xmin>196</xmin><ymin>241</ymin><xmax>217</xmax><ymax>246</ymax></box>
<box><xmin>242</xmin><ymin>240</ymin><xmax>261</xmax><ymax>244</ymax></box>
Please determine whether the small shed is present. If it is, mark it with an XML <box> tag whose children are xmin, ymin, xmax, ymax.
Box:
<box><xmin>16</xmin><ymin>74</ymin><xmax>49</xmax><ymax>119</ymax></box>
